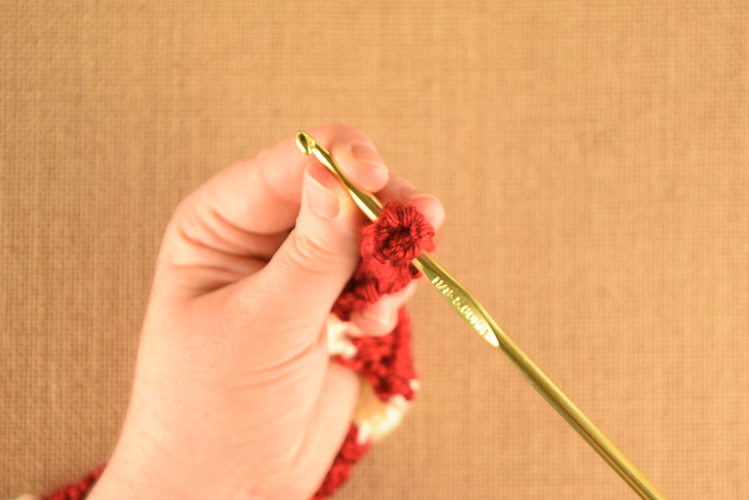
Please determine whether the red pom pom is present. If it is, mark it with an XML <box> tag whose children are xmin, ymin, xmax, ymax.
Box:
<box><xmin>333</xmin><ymin>203</ymin><xmax>435</xmax><ymax>320</ymax></box>
<box><xmin>361</xmin><ymin>203</ymin><xmax>435</xmax><ymax>266</ymax></box>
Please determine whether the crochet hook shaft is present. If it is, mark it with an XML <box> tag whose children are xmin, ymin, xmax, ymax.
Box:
<box><xmin>295</xmin><ymin>131</ymin><xmax>666</xmax><ymax>500</ymax></box>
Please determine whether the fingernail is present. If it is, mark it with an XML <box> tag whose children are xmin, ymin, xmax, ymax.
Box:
<box><xmin>400</xmin><ymin>186</ymin><xmax>434</xmax><ymax>203</ymax></box>
<box><xmin>361</xmin><ymin>308</ymin><xmax>397</xmax><ymax>333</ymax></box>
<box><xmin>408</xmin><ymin>192</ymin><xmax>437</xmax><ymax>203</ymax></box>
<box><xmin>305</xmin><ymin>169</ymin><xmax>339</xmax><ymax>220</ymax></box>
<box><xmin>351</xmin><ymin>143</ymin><xmax>388</xmax><ymax>172</ymax></box>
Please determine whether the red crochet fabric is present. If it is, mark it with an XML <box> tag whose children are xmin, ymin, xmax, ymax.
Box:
<box><xmin>311</xmin><ymin>427</ymin><xmax>371</xmax><ymax>500</ymax></box>
<box><xmin>336</xmin><ymin>308</ymin><xmax>417</xmax><ymax>401</ymax></box>
<box><xmin>313</xmin><ymin>202</ymin><xmax>434</xmax><ymax>498</ymax></box>
<box><xmin>45</xmin><ymin>464</ymin><xmax>105</xmax><ymax>500</ymax></box>
<box><xmin>43</xmin><ymin>202</ymin><xmax>435</xmax><ymax>500</ymax></box>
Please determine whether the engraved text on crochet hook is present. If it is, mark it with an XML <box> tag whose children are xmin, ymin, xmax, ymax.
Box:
<box><xmin>431</xmin><ymin>277</ymin><xmax>499</xmax><ymax>348</ymax></box>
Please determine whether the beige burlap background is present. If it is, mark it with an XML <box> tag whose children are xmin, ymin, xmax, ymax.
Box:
<box><xmin>2</xmin><ymin>1</ymin><xmax>747</xmax><ymax>498</ymax></box>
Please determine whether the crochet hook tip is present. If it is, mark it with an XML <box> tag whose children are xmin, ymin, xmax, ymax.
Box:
<box><xmin>296</xmin><ymin>131</ymin><xmax>314</xmax><ymax>155</ymax></box>
<box><xmin>294</xmin><ymin>130</ymin><xmax>383</xmax><ymax>221</ymax></box>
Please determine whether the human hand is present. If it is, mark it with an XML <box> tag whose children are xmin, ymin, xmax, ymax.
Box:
<box><xmin>88</xmin><ymin>124</ymin><xmax>445</xmax><ymax>500</ymax></box>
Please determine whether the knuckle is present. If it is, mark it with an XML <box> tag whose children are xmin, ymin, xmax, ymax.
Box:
<box><xmin>253</xmin><ymin>145</ymin><xmax>274</xmax><ymax>165</ymax></box>
<box><xmin>169</xmin><ymin>193</ymin><xmax>199</xmax><ymax>229</ymax></box>
<box><xmin>316</xmin><ymin>123</ymin><xmax>374</xmax><ymax>148</ymax></box>
<box><xmin>286</xmin><ymin>229</ymin><xmax>338</xmax><ymax>275</ymax></box>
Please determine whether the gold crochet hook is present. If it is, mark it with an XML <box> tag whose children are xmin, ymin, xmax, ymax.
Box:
<box><xmin>296</xmin><ymin>131</ymin><xmax>667</xmax><ymax>500</ymax></box>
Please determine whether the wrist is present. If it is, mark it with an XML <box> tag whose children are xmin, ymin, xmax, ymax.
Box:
<box><xmin>87</xmin><ymin>428</ymin><xmax>195</xmax><ymax>500</ymax></box>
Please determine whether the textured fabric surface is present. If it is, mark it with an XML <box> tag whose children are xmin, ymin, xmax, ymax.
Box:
<box><xmin>1</xmin><ymin>1</ymin><xmax>747</xmax><ymax>498</ymax></box>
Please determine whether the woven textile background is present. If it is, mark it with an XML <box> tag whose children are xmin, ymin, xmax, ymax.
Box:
<box><xmin>2</xmin><ymin>1</ymin><xmax>747</xmax><ymax>498</ymax></box>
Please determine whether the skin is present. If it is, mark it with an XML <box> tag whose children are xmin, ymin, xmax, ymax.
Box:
<box><xmin>88</xmin><ymin>124</ymin><xmax>445</xmax><ymax>500</ymax></box>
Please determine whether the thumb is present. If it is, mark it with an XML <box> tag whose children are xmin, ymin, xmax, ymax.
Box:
<box><xmin>247</xmin><ymin>162</ymin><xmax>365</xmax><ymax>334</ymax></box>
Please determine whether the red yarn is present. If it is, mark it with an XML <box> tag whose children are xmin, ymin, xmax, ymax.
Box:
<box><xmin>311</xmin><ymin>426</ymin><xmax>371</xmax><ymax>500</ymax></box>
<box><xmin>43</xmin><ymin>203</ymin><xmax>435</xmax><ymax>500</ymax></box>
<box><xmin>313</xmin><ymin>202</ymin><xmax>433</xmax><ymax>498</ymax></box>
<box><xmin>335</xmin><ymin>308</ymin><xmax>417</xmax><ymax>401</ymax></box>
<box><xmin>44</xmin><ymin>464</ymin><xmax>104</xmax><ymax>500</ymax></box>
<box><xmin>332</xmin><ymin>203</ymin><xmax>435</xmax><ymax>320</ymax></box>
